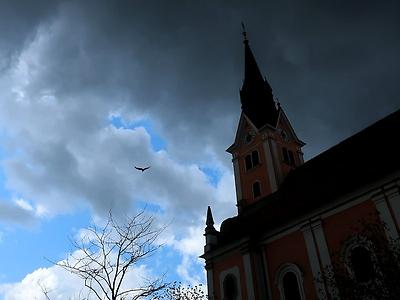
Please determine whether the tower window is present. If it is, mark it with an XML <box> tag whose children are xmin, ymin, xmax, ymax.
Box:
<box><xmin>245</xmin><ymin>155</ymin><xmax>252</xmax><ymax>170</ymax></box>
<box><xmin>252</xmin><ymin>150</ymin><xmax>260</xmax><ymax>166</ymax></box>
<box><xmin>288</xmin><ymin>150</ymin><xmax>295</xmax><ymax>166</ymax></box>
<box><xmin>282</xmin><ymin>147</ymin><xmax>295</xmax><ymax>166</ymax></box>
<box><xmin>245</xmin><ymin>150</ymin><xmax>260</xmax><ymax>171</ymax></box>
<box><xmin>253</xmin><ymin>181</ymin><xmax>261</xmax><ymax>198</ymax></box>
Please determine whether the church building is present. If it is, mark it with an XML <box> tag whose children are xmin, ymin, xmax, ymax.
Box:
<box><xmin>201</xmin><ymin>32</ymin><xmax>400</xmax><ymax>300</ymax></box>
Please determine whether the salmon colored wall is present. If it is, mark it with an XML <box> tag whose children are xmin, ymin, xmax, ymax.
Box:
<box><xmin>274</xmin><ymin>117</ymin><xmax>302</xmax><ymax>181</ymax></box>
<box><xmin>213</xmin><ymin>252</ymin><xmax>248</xmax><ymax>300</ymax></box>
<box><xmin>323</xmin><ymin>199</ymin><xmax>380</xmax><ymax>257</ymax></box>
<box><xmin>233</xmin><ymin>116</ymin><xmax>305</xmax><ymax>208</ymax></box>
<box><xmin>237</xmin><ymin>138</ymin><xmax>271</xmax><ymax>206</ymax></box>
<box><xmin>265</xmin><ymin>230</ymin><xmax>317</xmax><ymax>300</ymax></box>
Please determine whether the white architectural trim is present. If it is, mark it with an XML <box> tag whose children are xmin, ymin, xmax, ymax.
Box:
<box><xmin>385</xmin><ymin>187</ymin><xmax>400</xmax><ymax>229</ymax></box>
<box><xmin>219</xmin><ymin>266</ymin><xmax>242</xmax><ymax>300</ymax></box>
<box><xmin>242</xmin><ymin>253</ymin><xmax>255</xmax><ymax>300</ymax></box>
<box><xmin>275</xmin><ymin>263</ymin><xmax>306</xmax><ymax>300</ymax></box>
<box><xmin>311</xmin><ymin>221</ymin><xmax>339</xmax><ymax>299</ymax></box>
<box><xmin>269</xmin><ymin>139</ymin><xmax>283</xmax><ymax>185</ymax></box>
<box><xmin>311</xmin><ymin>222</ymin><xmax>332</xmax><ymax>267</ymax></box>
<box><xmin>233</xmin><ymin>158</ymin><xmax>243</xmax><ymax>202</ymax></box>
<box><xmin>207</xmin><ymin>268</ymin><xmax>215</xmax><ymax>300</ymax></box>
<box><xmin>262</xmin><ymin>140</ymin><xmax>278</xmax><ymax>192</ymax></box>
<box><xmin>373</xmin><ymin>194</ymin><xmax>399</xmax><ymax>240</ymax></box>
<box><xmin>261</xmin><ymin>250</ymin><xmax>273</xmax><ymax>300</ymax></box>
<box><xmin>302</xmin><ymin>226</ymin><xmax>328</xmax><ymax>299</ymax></box>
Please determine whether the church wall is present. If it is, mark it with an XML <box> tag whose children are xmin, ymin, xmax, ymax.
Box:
<box><xmin>264</xmin><ymin>230</ymin><xmax>317</xmax><ymax>300</ymax></box>
<box><xmin>322</xmin><ymin>199</ymin><xmax>380</xmax><ymax>256</ymax></box>
<box><xmin>236</xmin><ymin>134</ymin><xmax>272</xmax><ymax>205</ymax></box>
<box><xmin>212</xmin><ymin>251</ymin><xmax>248</xmax><ymax>300</ymax></box>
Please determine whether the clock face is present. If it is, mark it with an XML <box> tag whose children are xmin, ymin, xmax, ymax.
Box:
<box><xmin>245</xmin><ymin>131</ymin><xmax>255</xmax><ymax>143</ymax></box>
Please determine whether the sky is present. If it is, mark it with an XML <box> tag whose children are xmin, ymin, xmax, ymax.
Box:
<box><xmin>0</xmin><ymin>0</ymin><xmax>399</xmax><ymax>299</ymax></box>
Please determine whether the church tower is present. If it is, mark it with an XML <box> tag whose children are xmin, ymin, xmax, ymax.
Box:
<box><xmin>202</xmin><ymin>29</ymin><xmax>400</xmax><ymax>300</ymax></box>
<box><xmin>226</xmin><ymin>30</ymin><xmax>305</xmax><ymax>213</ymax></box>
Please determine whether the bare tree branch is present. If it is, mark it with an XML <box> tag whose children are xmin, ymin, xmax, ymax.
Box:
<box><xmin>54</xmin><ymin>210</ymin><xmax>165</xmax><ymax>300</ymax></box>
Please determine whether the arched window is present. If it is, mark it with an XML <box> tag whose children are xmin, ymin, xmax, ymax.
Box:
<box><xmin>350</xmin><ymin>246</ymin><xmax>375</xmax><ymax>282</ymax></box>
<box><xmin>282</xmin><ymin>272</ymin><xmax>302</xmax><ymax>300</ymax></box>
<box><xmin>245</xmin><ymin>150</ymin><xmax>260</xmax><ymax>171</ymax></box>
<box><xmin>223</xmin><ymin>274</ymin><xmax>237</xmax><ymax>300</ymax></box>
<box><xmin>219</xmin><ymin>267</ymin><xmax>241</xmax><ymax>300</ymax></box>
<box><xmin>276</xmin><ymin>263</ymin><xmax>305</xmax><ymax>300</ymax></box>
<box><xmin>251</xmin><ymin>150</ymin><xmax>260</xmax><ymax>166</ymax></box>
<box><xmin>253</xmin><ymin>181</ymin><xmax>261</xmax><ymax>198</ymax></box>
<box><xmin>341</xmin><ymin>236</ymin><xmax>377</xmax><ymax>283</ymax></box>
<box><xmin>245</xmin><ymin>155</ymin><xmax>252</xmax><ymax>171</ymax></box>
<box><xmin>282</xmin><ymin>147</ymin><xmax>295</xmax><ymax>166</ymax></box>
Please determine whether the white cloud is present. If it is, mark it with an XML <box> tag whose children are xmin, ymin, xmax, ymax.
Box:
<box><xmin>15</xmin><ymin>198</ymin><xmax>34</xmax><ymax>211</ymax></box>
<box><xmin>0</xmin><ymin>265</ymin><xmax>83</xmax><ymax>300</ymax></box>
<box><xmin>0</xmin><ymin>250</ymin><xmax>160</xmax><ymax>300</ymax></box>
<box><xmin>0</xmin><ymin>0</ymin><xmax>239</xmax><ymax>292</ymax></box>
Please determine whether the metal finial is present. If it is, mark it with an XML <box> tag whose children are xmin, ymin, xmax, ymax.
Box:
<box><xmin>241</xmin><ymin>22</ymin><xmax>248</xmax><ymax>42</ymax></box>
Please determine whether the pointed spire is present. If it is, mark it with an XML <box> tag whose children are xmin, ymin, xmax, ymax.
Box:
<box><xmin>240</xmin><ymin>27</ymin><xmax>278</xmax><ymax>128</ymax></box>
<box><xmin>206</xmin><ymin>206</ymin><xmax>214</xmax><ymax>226</ymax></box>
<box><xmin>205</xmin><ymin>206</ymin><xmax>217</xmax><ymax>234</ymax></box>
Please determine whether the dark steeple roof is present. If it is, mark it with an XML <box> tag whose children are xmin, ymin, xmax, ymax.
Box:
<box><xmin>240</xmin><ymin>31</ymin><xmax>278</xmax><ymax>128</ymax></box>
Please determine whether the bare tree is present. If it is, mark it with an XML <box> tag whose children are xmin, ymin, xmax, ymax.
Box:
<box><xmin>151</xmin><ymin>282</ymin><xmax>207</xmax><ymax>300</ymax></box>
<box><xmin>37</xmin><ymin>280</ymin><xmax>51</xmax><ymax>300</ymax></box>
<box><xmin>55</xmin><ymin>211</ymin><xmax>165</xmax><ymax>300</ymax></box>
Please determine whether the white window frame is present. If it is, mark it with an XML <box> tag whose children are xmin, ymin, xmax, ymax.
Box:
<box><xmin>275</xmin><ymin>263</ymin><xmax>306</xmax><ymax>300</ymax></box>
<box><xmin>219</xmin><ymin>266</ymin><xmax>242</xmax><ymax>300</ymax></box>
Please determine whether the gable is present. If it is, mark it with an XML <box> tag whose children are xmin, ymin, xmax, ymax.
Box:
<box><xmin>226</xmin><ymin>112</ymin><xmax>259</xmax><ymax>153</ymax></box>
<box><xmin>275</xmin><ymin>108</ymin><xmax>306</xmax><ymax>147</ymax></box>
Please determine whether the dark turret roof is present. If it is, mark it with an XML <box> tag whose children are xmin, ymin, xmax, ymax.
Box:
<box><xmin>205</xmin><ymin>206</ymin><xmax>217</xmax><ymax>235</ymax></box>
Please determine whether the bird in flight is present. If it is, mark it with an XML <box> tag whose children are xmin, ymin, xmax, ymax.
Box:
<box><xmin>134</xmin><ymin>166</ymin><xmax>151</xmax><ymax>172</ymax></box>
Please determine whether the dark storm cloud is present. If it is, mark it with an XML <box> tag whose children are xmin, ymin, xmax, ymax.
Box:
<box><xmin>3</xmin><ymin>0</ymin><xmax>399</xmax><ymax>158</ymax></box>
<box><xmin>45</xmin><ymin>0</ymin><xmax>399</xmax><ymax>159</ymax></box>
<box><xmin>0</xmin><ymin>0</ymin><xmax>60</xmax><ymax>71</ymax></box>
<box><xmin>0</xmin><ymin>0</ymin><xmax>399</xmax><ymax>223</ymax></box>
<box><xmin>0</xmin><ymin>200</ymin><xmax>36</xmax><ymax>226</ymax></box>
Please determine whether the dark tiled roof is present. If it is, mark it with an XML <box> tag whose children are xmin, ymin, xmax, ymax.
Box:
<box><xmin>218</xmin><ymin>109</ymin><xmax>400</xmax><ymax>246</ymax></box>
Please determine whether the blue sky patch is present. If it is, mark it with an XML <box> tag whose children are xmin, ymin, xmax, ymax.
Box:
<box><xmin>0</xmin><ymin>209</ymin><xmax>91</xmax><ymax>283</ymax></box>
<box><xmin>199</xmin><ymin>166</ymin><xmax>222</xmax><ymax>187</ymax></box>
<box><xmin>110</xmin><ymin>115</ymin><xmax>167</xmax><ymax>151</ymax></box>
<box><xmin>135</xmin><ymin>199</ymin><xmax>165</xmax><ymax>215</ymax></box>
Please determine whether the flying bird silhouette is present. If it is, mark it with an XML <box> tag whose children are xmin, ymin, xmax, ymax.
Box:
<box><xmin>134</xmin><ymin>166</ymin><xmax>151</xmax><ymax>172</ymax></box>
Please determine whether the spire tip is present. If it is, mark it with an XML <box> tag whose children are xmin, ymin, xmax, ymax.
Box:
<box><xmin>206</xmin><ymin>206</ymin><xmax>214</xmax><ymax>226</ymax></box>
<box><xmin>241</xmin><ymin>22</ymin><xmax>248</xmax><ymax>43</ymax></box>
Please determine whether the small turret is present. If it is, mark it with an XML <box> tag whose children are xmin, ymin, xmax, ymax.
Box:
<box><xmin>204</xmin><ymin>206</ymin><xmax>218</xmax><ymax>252</ymax></box>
